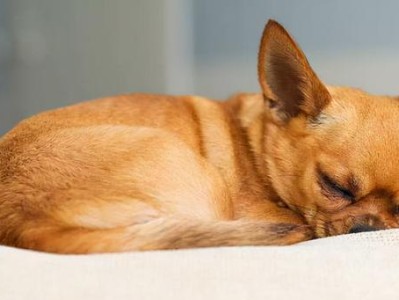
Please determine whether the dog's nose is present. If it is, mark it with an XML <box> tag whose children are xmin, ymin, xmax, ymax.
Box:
<box><xmin>348</xmin><ymin>224</ymin><xmax>378</xmax><ymax>234</ymax></box>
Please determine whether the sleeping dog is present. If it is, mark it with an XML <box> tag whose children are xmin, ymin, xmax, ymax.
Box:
<box><xmin>0</xmin><ymin>20</ymin><xmax>398</xmax><ymax>253</ymax></box>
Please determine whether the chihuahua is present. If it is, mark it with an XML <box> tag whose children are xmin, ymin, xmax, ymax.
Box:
<box><xmin>0</xmin><ymin>20</ymin><xmax>398</xmax><ymax>253</ymax></box>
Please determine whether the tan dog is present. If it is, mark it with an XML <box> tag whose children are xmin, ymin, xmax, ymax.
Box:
<box><xmin>1</xmin><ymin>20</ymin><xmax>398</xmax><ymax>254</ymax></box>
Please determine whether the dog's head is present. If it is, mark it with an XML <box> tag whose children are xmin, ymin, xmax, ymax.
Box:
<box><xmin>259</xmin><ymin>20</ymin><xmax>399</xmax><ymax>237</ymax></box>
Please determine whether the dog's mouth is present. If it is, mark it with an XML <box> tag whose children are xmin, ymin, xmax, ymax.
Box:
<box><xmin>313</xmin><ymin>214</ymin><xmax>390</xmax><ymax>237</ymax></box>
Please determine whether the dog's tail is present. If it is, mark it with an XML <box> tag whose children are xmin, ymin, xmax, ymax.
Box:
<box><xmin>15</xmin><ymin>218</ymin><xmax>312</xmax><ymax>254</ymax></box>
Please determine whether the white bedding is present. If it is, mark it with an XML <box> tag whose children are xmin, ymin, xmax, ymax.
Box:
<box><xmin>1</xmin><ymin>229</ymin><xmax>398</xmax><ymax>300</ymax></box>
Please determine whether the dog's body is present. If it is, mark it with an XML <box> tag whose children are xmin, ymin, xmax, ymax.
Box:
<box><xmin>0</xmin><ymin>92</ymin><xmax>311</xmax><ymax>253</ymax></box>
<box><xmin>1</xmin><ymin>20</ymin><xmax>399</xmax><ymax>253</ymax></box>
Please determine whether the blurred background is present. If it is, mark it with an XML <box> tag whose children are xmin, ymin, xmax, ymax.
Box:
<box><xmin>1</xmin><ymin>0</ymin><xmax>399</xmax><ymax>135</ymax></box>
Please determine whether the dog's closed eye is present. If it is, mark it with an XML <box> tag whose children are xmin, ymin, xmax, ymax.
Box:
<box><xmin>317</xmin><ymin>170</ymin><xmax>355</xmax><ymax>203</ymax></box>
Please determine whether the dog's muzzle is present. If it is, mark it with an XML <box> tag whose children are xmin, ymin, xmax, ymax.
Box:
<box><xmin>348</xmin><ymin>224</ymin><xmax>379</xmax><ymax>234</ymax></box>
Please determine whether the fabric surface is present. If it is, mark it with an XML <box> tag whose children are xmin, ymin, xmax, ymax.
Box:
<box><xmin>1</xmin><ymin>229</ymin><xmax>398</xmax><ymax>300</ymax></box>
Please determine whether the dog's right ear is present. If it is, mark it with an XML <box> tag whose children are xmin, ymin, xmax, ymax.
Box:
<box><xmin>258</xmin><ymin>20</ymin><xmax>331</xmax><ymax>122</ymax></box>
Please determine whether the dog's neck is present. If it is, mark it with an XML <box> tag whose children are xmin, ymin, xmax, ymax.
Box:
<box><xmin>223</xmin><ymin>93</ymin><xmax>284</xmax><ymax>205</ymax></box>
<box><xmin>227</xmin><ymin>93</ymin><xmax>321</xmax><ymax>218</ymax></box>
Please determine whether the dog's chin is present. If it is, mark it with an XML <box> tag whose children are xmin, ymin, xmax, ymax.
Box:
<box><xmin>314</xmin><ymin>219</ymin><xmax>337</xmax><ymax>238</ymax></box>
<box><xmin>312</xmin><ymin>214</ymin><xmax>350</xmax><ymax>238</ymax></box>
<box><xmin>312</xmin><ymin>214</ymin><xmax>379</xmax><ymax>238</ymax></box>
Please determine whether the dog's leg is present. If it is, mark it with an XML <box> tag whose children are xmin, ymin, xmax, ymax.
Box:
<box><xmin>17</xmin><ymin>218</ymin><xmax>312</xmax><ymax>253</ymax></box>
<box><xmin>235</xmin><ymin>195</ymin><xmax>307</xmax><ymax>224</ymax></box>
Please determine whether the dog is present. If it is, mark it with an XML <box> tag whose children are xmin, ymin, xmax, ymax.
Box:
<box><xmin>0</xmin><ymin>20</ymin><xmax>398</xmax><ymax>254</ymax></box>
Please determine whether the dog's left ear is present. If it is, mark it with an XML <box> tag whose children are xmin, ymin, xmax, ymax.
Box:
<box><xmin>258</xmin><ymin>20</ymin><xmax>331</xmax><ymax>122</ymax></box>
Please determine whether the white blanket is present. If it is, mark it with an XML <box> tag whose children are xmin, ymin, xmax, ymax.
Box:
<box><xmin>1</xmin><ymin>229</ymin><xmax>398</xmax><ymax>300</ymax></box>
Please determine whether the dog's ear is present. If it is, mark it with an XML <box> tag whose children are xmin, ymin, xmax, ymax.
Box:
<box><xmin>258</xmin><ymin>20</ymin><xmax>331</xmax><ymax>122</ymax></box>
